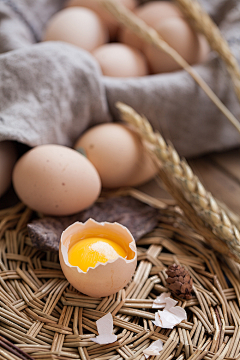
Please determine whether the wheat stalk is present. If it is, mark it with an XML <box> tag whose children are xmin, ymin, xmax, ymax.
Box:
<box><xmin>117</xmin><ymin>101</ymin><xmax>240</xmax><ymax>263</ymax></box>
<box><xmin>175</xmin><ymin>0</ymin><xmax>240</xmax><ymax>103</ymax></box>
<box><xmin>97</xmin><ymin>0</ymin><xmax>240</xmax><ymax>134</ymax></box>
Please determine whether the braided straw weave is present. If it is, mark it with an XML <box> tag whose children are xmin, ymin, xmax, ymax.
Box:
<box><xmin>98</xmin><ymin>0</ymin><xmax>240</xmax><ymax>134</ymax></box>
<box><xmin>117</xmin><ymin>102</ymin><xmax>240</xmax><ymax>263</ymax></box>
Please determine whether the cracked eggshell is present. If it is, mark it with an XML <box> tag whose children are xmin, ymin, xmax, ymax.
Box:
<box><xmin>59</xmin><ymin>219</ymin><xmax>137</xmax><ymax>297</ymax></box>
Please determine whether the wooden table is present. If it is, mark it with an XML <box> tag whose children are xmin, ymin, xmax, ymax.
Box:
<box><xmin>139</xmin><ymin>147</ymin><xmax>240</xmax><ymax>215</ymax></box>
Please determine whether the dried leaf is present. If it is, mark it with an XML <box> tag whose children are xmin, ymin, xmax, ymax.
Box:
<box><xmin>27</xmin><ymin>196</ymin><xmax>158</xmax><ymax>252</ymax></box>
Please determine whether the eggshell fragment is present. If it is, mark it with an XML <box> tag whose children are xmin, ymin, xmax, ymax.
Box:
<box><xmin>43</xmin><ymin>7</ymin><xmax>108</xmax><ymax>52</ymax></box>
<box><xmin>92</xmin><ymin>43</ymin><xmax>149</xmax><ymax>77</ymax></box>
<box><xmin>119</xmin><ymin>1</ymin><xmax>183</xmax><ymax>51</ymax></box>
<box><xmin>143</xmin><ymin>339</ymin><xmax>163</xmax><ymax>358</ymax></box>
<box><xmin>12</xmin><ymin>144</ymin><xmax>101</xmax><ymax>216</ymax></box>
<box><xmin>152</xmin><ymin>297</ymin><xmax>187</xmax><ymax>329</ymax></box>
<box><xmin>152</xmin><ymin>292</ymin><xmax>171</xmax><ymax>309</ymax></box>
<box><xmin>90</xmin><ymin>313</ymin><xmax>117</xmax><ymax>344</ymax></box>
<box><xmin>59</xmin><ymin>219</ymin><xmax>137</xmax><ymax>297</ymax></box>
<box><xmin>75</xmin><ymin>123</ymin><xmax>157</xmax><ymax>188</ymax></box>
<box><xmin>0</xmin><ymin>141</ymin><xmax>17</xmax><ymax>197</ymax></box>
<box><xmin>66</xmin><ymin>0</ymin><xmax>137</xmax><ymax>39</ymax></box>
<box><xmin>144</xmin><ymin>17</ymin><xmax>209</xmax><ymax>73</ymax></box>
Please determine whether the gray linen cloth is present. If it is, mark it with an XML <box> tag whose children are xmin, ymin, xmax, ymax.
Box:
<box><xmin>0</xmin><ymin>0</ymin><xmax>240</xmax><ymax>157</ymax></box>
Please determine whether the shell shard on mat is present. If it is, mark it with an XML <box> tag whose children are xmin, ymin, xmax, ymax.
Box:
<box><xmin>59</xmin><ymin>218</ymin><xmax>137</xmax><ymax>297</ymax></box>
<box><xmin>143</xmin><ymin>339</ymin><xmax>163</xmax><ymax>358</ymax></box>
<box><xmin>90</xmin><ymin>312</ymin><xmax>117</xmax><ymax>344</ymax></box>
<box><xmin>152</xmin><ymin>292</ymin><xmax>171</xmax><ymax>308</ymax></box>
<box><xmin>164</xmin><ymin>297</ymin><xmax>178</xmax><ymax>310</ymax></box>
<box><xmin>153</xmin><ymin>297</ymin><xmax>187</xmax><ymax>329</ymax></box>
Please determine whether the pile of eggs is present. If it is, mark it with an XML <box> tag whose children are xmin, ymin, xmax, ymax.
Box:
<box><xmin>1</xmin><ymin>123</ymin><xmax>156</xmax><ymax>216</ymax></box>
<box><xmin>1</xmin><ymin>128</ymin><xmax>142</xmax><ymax>298</ymax></box>
<box><xmin>43</xmin><ymin>0</ymin><xmax>209</xmax><ymax>77</ymax></box>
<box><xmin>1</xmin><ymin>125</ymin><xmax>147</xmax><ymax>297</ymax></box>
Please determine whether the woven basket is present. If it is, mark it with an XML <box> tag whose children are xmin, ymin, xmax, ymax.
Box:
<box><xmin>1</xmin><ymin>1</ymin><xmax>240</xmax><ymax>360</ymax></box>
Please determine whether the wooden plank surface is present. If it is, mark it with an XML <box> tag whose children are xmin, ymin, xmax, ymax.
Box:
<box><xmin>189</xmin><ymin>156</ymin><xmax>240</xmax><ymax>215</ymax></box>
<box><xmin>210</xmin><ymin>148</ymin><xmax>240</xmax><ymax>183</ymax></box>
<box><xmin>138</xmin><ymin>177</ymin><xmax>172</xmax><ymax>200</ymax></box>
<box><xmin>140</xmin><ymin>148</ymin><xmax>240</xmax><ymax>216</ymax></box>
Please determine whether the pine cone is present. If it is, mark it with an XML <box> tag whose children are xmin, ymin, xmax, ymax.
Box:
<box><xmin>166</xmin><ymin>264</ymin><xmax>193</xmax><ymax>300</ymax></box>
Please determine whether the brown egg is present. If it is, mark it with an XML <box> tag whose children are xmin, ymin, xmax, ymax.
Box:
<box><xmin>123</xmin><ymin>145</ymin><xmax>157</xmax><ymax>187</ymax></box>
<box><xmin>119</xmin><ymin>1</ymin><xmax>183</xmax><ymax>51</ymax></box>
<box><xmin>12</xmin><ymin>145</ymin><xmax>101</xmax><ymax>216</ymax></box>
<box><xmin>92</xmin><ymin>43</ymin><xmax>148</xmax><ymax>77</ymax></box>
<box><xmin>0</xmin><ymin>141</ymin><xmax>17</xmax><ymax>197</ymax></box>
<box><xmin>43</xmin><ymin>7</ymin><xmax>108</xmax><ymax>52</ymax></box>
<box><xmin>143</xmin><ymin>17</ymin><xmax>209</xmax><ymax>73</ymax></box>
<box><xmin>66</xmin><ymin>0</ymin><xmax>137</xmax><ymax>39</ymax></box>
<box><xmin>74</xmin><ymin>123</ymin><xmax>157</xmax><ymax>188</ymax></box>
<box><xmin>198</xmin><ymin>34</ymin><xmax>210</xmax><ymax>63</ymax></box>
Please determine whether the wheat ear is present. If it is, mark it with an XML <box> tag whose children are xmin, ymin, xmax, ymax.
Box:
<box><xmin>175</xmin><ymin>0</ymin><xmax>240</xmax><ymax>104</ymax></box>
<box><xmin>97</xmin><ymin>0</ymin><xmax>240</xmax><ymax>134</ymax></box>
<box><xmin>117</xmin><ymin>101</ymin><xmax>240</xmax><ymax>263</ymax></box>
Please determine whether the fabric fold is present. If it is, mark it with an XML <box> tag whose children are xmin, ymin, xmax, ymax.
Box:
<box><xmin>0</xmin><ymin>0</ymin><xmax>239</xmax><ymax>158</ymax></box>
<box><xmin>0</xmin><ymin>41</ymin><xmax>110</xmax><ymax>147</ymax></box>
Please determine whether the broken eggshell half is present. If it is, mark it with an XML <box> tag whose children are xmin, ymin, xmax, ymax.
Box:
<box><xmin>59</xmin><ymin>218</ymin><xmax>137</xmax><ymax>298</ymax></box>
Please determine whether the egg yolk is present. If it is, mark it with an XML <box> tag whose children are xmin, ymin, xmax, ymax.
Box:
<box><xmin>68</xmin><ymin>237</ymin><xmax>127</xmax><ymax>272</ymax></box>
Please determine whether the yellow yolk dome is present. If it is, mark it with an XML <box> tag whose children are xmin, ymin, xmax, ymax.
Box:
<box><xmin>68</xmin><ymin>237</ymin><xmax>127</xmax><ymax>272</ymax></box>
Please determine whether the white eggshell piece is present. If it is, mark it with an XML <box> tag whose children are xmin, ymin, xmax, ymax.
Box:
<box><xmin>152</xmin><ymin>297</ymin><xmax>187</xmax><ymax>329</ymax></box>
<box><xmin>164</xmin><ymin>297</ymin><xmax>178</xmax><ymax>310</ymax></box>
<box><xmin>12</xmin><ymin>144</ymin><xmax>101</xmax><ymax>216</ymax></box>
<box><xmin>152</xmin><ymin>292</ymin><xmax>171</xmax><ymax>309</ymax></box>
<box><xmin>143</xmin><ymin>339</ymin><xmax>163</xmax><ymax>358</ymax></box>
<box><xmin>59</xmin><ymin>219</ymin><xmax>137</xmax><ymax>298</ymax></box>
<box><xmin>90</xmin><ymin>313</ymin><xmax>117</xmax><ymax>344</ymax></box>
